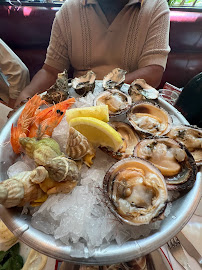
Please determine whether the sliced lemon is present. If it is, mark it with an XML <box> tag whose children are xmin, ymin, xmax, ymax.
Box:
<box><xmin>69</xmin><ymin>117</ymin><xmax>123</xmax><ymax>151</ymax></box>
<box><xmin>66</xmin><ymin>105</ymin><xmax>109</xmax><ymax>122</ymax></box>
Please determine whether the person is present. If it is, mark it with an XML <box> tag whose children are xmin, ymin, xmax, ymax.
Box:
<box><xmin>15</xmin><ymin>0</ymin><xmax>170</xmax><ymax>106</ymax></box>
<box><xmin>0</xmin><ymin>39</ymin><xmax>30</xmax><ymax>108</ymax></box>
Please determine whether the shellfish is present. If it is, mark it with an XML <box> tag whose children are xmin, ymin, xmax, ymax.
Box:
<box><xmin>167</xmin><ymin>125</ymin><xmax>202</xmax><ymax>166</ymax></box>
<box><xmin>103</xmin><ymin>68</ymin><xmax>127</xmax><ymax>90</ymax></box>
<box><xmin>71</xmin><ymin>71</ymin><xmax>96</xmax><ymax>96</ymax></box>
<box><xmin>0</xmin><ymin>167</ymin><xmax>47</xmax><ymax>208</ymax></box>
<box><xmin>101</xmin><ymin>122</ymin><xmax>140</xmax><ymax>160</ymax></box>
<box><xmin>128</xmin><ymin>79</ymin><xmax>159</xmax><ymax>102</ymax></box>
<box><xmin>42</xmin><ymin>70</ymin><xmax>69</xmax><ymax>104</ymax></box>
<box><xmin>103</xmin><ymin>158</ymin><xmax>168</xmax><ymax>225</ymax></box>
<box><xmin>133</xmin><ymin>137</ymin><xmax>197</xmax><ymax>191</ymax></box>
<box><xmin>94</xmin><ymin>89</ymin><xmax>132</xmax><ymax>117</ymax></box>
<box><xmin>127</xmin><ymin>101</ymin><xmax>172</xmax><ymax>136</ymax></box>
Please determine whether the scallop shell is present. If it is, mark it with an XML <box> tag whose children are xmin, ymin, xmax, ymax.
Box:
<box><xmin>167</xmin><ymin>125</ymin><xmax>202</xmax><ymax>166</ymax></box>
<box><xmin>103</xmin><ymin>157</ymin><xmax>168</xmax><ymax>225</ymax></box>
<box><xmin>94</xmin><ymin>89</ymin><xmax>132</xmax><ymax>117</ymax></box>
<box><xmin>133</xmin><ymin>137</ymin><xmax>197</xmax><ymax>192</ymax></box>
<box><xmin>127</xmin><ymin>101</ymin><xmax>172</xmax><ymax>136</ymax></box>
<box><xmin>101</xmin><ymin>122</ymin><xmax>140</xmax><ymax>160</ymax></box>
<box><xmin>103</xmin><ymin>68</ymin><xmax>127</xmax><ymax>90</ymax></box>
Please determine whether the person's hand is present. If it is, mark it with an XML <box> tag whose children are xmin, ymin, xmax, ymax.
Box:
<box><xmin>7</xmin><ymin>98</ymin><xmax>17</xmax><ymax>109</ymax></box>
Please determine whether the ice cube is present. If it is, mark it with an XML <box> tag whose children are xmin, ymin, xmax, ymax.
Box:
<box><xmin>7</xmin><ymin>161</ymin><xmax>32</xmax><ymax>178</ymax></box>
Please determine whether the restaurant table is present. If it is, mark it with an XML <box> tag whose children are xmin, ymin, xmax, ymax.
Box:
<box><xmin>0</xmin><ymin>102</ymin><xmax>201</xmax><ymax>270</ymax></box>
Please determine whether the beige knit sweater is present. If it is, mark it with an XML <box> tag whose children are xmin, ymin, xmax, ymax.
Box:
<box><xmin>45</xmin><ymin>0</ymin><xmax>170</xmax><ymax>79</ymax></box>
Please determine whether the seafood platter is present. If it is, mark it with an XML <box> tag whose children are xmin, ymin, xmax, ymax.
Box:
<box><xmin>0</xmin><ymin>68</ymin><xmax>201</xmax><ymax>265</ymax></box>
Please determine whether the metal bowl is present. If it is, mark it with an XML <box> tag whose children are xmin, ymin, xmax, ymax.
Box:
<box><xmin>0</xmin><ymin>85</ymin><xmax>201</xmax><ymax>265</ymax></box>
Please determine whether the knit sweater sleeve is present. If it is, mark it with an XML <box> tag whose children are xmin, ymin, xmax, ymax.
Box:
<box><xmin>45</xmin><ymin>7</ymin><xmax>70</xmax><ymax>72</ymax></box>
<box><xmin>138</xmin><ymin>0</ymin><xmax>170</xmax><ymax>70</ymax></box>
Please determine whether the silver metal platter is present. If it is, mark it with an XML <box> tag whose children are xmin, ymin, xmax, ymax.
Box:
<box><xmin>0</xmin><ymin>82</ymin><xmax>201</xmax><ymax>265</ymax></box>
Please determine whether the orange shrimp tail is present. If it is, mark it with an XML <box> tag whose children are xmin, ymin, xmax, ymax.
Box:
<box><xmin>17</xmin><ymin>94</ymin><xmax>46</xmax><ymax>133</ymax></box>
<box><xmin>28</xmin><ymin>97</ymin><xmax>75</xmax><ymax>138</ymax></box>
<box><xmin>10</xmin><ymin>124</ymin><xmax>26</xmax><ymax>154</ymax></box>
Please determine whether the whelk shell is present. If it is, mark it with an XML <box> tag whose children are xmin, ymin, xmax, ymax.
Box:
<box><xmin>103</xmin><ymin>157</ymin><xmax>168</xmax><ymax>225</ymax></box>
<box><xmin>127</xmin><ymin>101</ymin><xmax>172</xmax><ymax>136</ymax></box>
<box><xmin>133</xmin><ymin>137</ymin><xmax>197</xmax><ymax>191</ymax></box>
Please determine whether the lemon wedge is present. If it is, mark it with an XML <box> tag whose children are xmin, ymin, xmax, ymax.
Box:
<box><xmin>66</xmin><ymin>105</ymin><xmax>109</xmax><ymax>122</ymax></box>
<box><xmin>69</xmin><ymin>117</ymin><xmax>123</xmax><ymax>151</ymax></box>
<box><xmin>0</xmin><ymin>220</ymin><xmax>18</xmax><ymax>251</ymax></box>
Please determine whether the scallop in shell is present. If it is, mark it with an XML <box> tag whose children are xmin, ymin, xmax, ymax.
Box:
<box><xmin>103</xmin><ymin>157</ymin><xmax>168</xmax><ymax>225</ymax></box>
<box><xmin>71</xmin><ymin>71</ymin><xmax>96</xmax><ymax>96</ymax></box>
<box><xmin>94</xmin><ymin>89</ymin><xmax>132</xmax><ymax>117</ymax></box>
<box><xmin>101</xmin><ymin>122</ymin><xmax>140</xmax><ymax>160</ymax></box>
<box><xmin>167</xmin><ymin>125</ymin><xmax>202</xmax><ymax>166</ymax></box>
<box><xmin>103</xmin><ymin>68</ymin><xmax>127</xmax><ymax>90</ymax></box>
<box><xmin>133</xmin><ymin>137</ymin><xmax>197</xmax><ymax>191</ymax></box>
<box><xmin>128</xmin><ymin>79</ymin><xmax>159</xmax><ymax>102</ymax></box>
<box><xmin>127</xmin><ymin>101</ymin><xmax>172</xmax><ymax>136</ymax></box>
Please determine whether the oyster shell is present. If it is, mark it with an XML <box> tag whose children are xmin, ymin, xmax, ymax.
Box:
<box><xmin>167</xmin><ymin>125</ymin><xmax>202</xmax><ymax>166</ymax></box>
<box><xmin>71</xmin><ymin>71</ymin><xmax>96</xmax><ymax>96</ymax></box>
<box><xmin>134</xmin><ymin>137</ymin><xmax>197</xmax><ymax>191</ymax></box>
<box><xmin>103</xmin><ymin>68</ymin><xmax>127</xmax><ymax>90</ymax></box>
<box><xmin>127</xmin><ymin>101</ymin><xmax>172</xmax><ymax>136</ymax></box>
<box><xmin>42</xmin><ymin>70</ymin><xmax>69</xmax><ymax>104</ymax></box>
<box><xmin>103</xmin><ymin>158</ymin><xmax>168</xmax><ymax>225</ymax></box>
<box><xmin>128</xmin><ymin>79</ymin><xmax>159</xmax><ymax>102</ymax></box>
<box><xmin>101</xmin><ymin>122</ymin><xmax>140</xmax><ymax>160</ymax></box>
<box><xmin>94</xmin><ymin>89</ymin><xmax>132</xmax><ymax>117</ymax></box>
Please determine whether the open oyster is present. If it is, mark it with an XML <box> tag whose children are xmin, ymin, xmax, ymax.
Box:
<box><xmin>71</xmin><ymin>71</ymin><xmax>96</xmax><ymax>96</ymax></box>
<box><xmin>127</xmin><ymin>101</ymin><xmax>172</xmax><ymax>136</ymax></box>
<box><xmin>167</xmin><ymin>125</ymin><xmax>202</xmax><ymax>166</ymax></box>
<box><xmin>101</xmin><ymin>122</ymin><xmax>140</xmax><ymax>160</ymax></box>
<box><xmin>103</xmin><ymin>68</ymin><xmax>127</xmax><ymax>90</ymax></box>
<box><xmin>94</xmin><ymin>89</ymin><xmax>132</xmax><ymax>117</ymax></box>
<box><xmin>128</xmin><ymin>79</ymin><xmax>159</xmax><ymax>102</ymax></box>
<box><xmin>42</xmin><ymin>70</ymin><xmax>69</xmax><ymax>104</ymax></box>
<box><xmin>134</xmin><ymin>137</ymin><xmax>197</xmax><ymax>191</ymax></box>
<box><xmin>103</xmin><ymin>158</ymin><xmax>168</xmax><ymax>225</ymax></box>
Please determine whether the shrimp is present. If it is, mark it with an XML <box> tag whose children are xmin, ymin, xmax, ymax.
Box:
<box><xmin>28</xmin><ymin>98</ymin><xmax>75</xmax><ymax>138</ymax></box>
<box><xmin>10</xmin><ymin>94</ymin><xmax>46</xmax><ymax>154</ymax></box>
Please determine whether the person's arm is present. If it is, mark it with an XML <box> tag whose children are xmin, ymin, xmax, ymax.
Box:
<box><xmin>15</xmin><ymin>64</ymin><xmax>61</xmax><ymax>106</ymax></box>
<box><xmin>125</xmin><ymin>0</ymin><xmax>170</xmax><ymax>88</ymax></box>
<box><xmin>125</xmin><ymin>65</ymin><xmax>164</xmax><ymax>88</ymax></box>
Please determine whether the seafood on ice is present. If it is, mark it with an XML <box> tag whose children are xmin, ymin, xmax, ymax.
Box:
<box><xmin>10</xmin><ymin>95</ymin><xmax>75</xmax><ymax>154</ymax></box>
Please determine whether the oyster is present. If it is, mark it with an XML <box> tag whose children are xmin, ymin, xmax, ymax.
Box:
<box><xmin>94</xmin><ymin>89</ymin><xmax>132</xmax><ymax>117</ymax></box>
<box><xmin>128</xmin><ymin>79</ymin><xmax>159</xmax><ymax>102</ymax></box>
<box><xmin>103</xmin><ymin>158</ymin><xmax>168</xmax><ymax>225</ymax></box>
<box><xmin>71</xmin><ymin>71</ymin><xmax>96</xmax><ymax>96</ymax></box>
<box><xmin>167</xmin><ymin>125</ymin><xmax>202</xmax><ymax>166</ymax></box>
<box><xmin>103</xmin><ymin>68</ymin><xmax>127</xmax><ymax>90</ymax></box>
<box><xmin>101</xmin><ymin>122</ymin><xmax>140</xmax><ymax>160</ymax></box>
<box><xmin>134</xmin><ymin>137</ymin><xmax>197</xmax><ymax>191</ymax></box>
<box><xmin>42</xmin><ymin>70</ymin><xmax>69</xmax><ymax>104</ymax></box>
<box><xmin>127</xmin><ymin>101</ymin><xmax>172</xmax><ymax>136</ymax></box>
